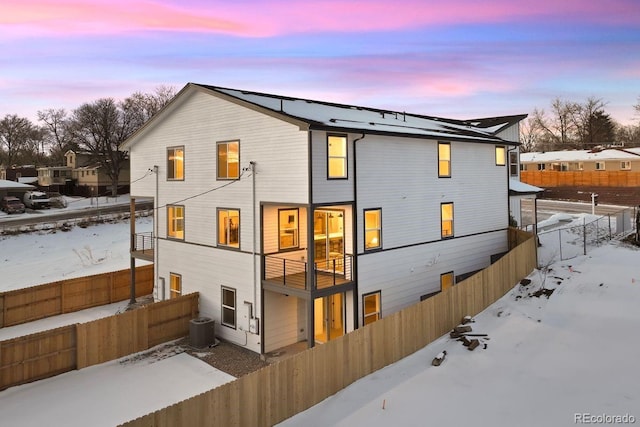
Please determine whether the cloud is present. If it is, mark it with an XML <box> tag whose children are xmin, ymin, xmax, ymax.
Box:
<box><xmin>3</xmin><ymin>0</ymin><xmax>639</xmax><ymax>38</ymax></box>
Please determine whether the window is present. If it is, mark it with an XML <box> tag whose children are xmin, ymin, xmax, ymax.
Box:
<box><xmin>217</xmin><ymin>140</ymin><xmax>239</xmax><ymax>179</ymax></box>
<box><xmin>495</xmin><ymin>146</ymin><xmax>506</xmax><ymax>166</ymax></box>
<box><xmin>621</xmin><ymin>161</ymin><xmax>631</xmax><ymax>170</ymax></box>
<box><xmin>363</xmin><ymin>291</ymin><xmax>381</xmax><ymax>326</ymax></box>
<box><xmin>441</xmin><ymin>202</ymin><xmax>454</xmax><ymax>238</ymax></box>
<box><xmin>167</xmin><ymin>205</ymin><xmax>184</xmax><ymax>240</ymax></box>
<box><xmin>170</xmin><ymin>273</ymin><xmax>182</xmax><ymax>299</ymax></box>
<box><xmin>578</xmin><ymin>162</ymin><xmax>584</xmax><ymax>171</ymax></box>
<box><xmin>596</xmin><ymin>161</ymin><xmax>606</xmax><ymax>171</ymax></box>
<box><xmin>561</xmin><ymin>162</ymin><xmax>569</xmax><ymax>171</ymax></box>
<box><xmin>328</xmin><ymin>135</ymin><xmax>347</xmax><ymax>178</ymax></box>
<box><xmin>509</xmin><ymin>151</ymin><xmax>518</xmax><ymax>176</ymax></box>
<box><xmin>167</xmin><ymin>147</ymin><xmax>184</xmax><ymax>180</ymax></box>
<box><xmin>218</xmin><ymin>208</ymin><xmax>240</xmax><ymax>248</ymax></box>
<box><xmin>441</xmin><ymin>271</ymin><xmax>454</xmax><ymax>292</ymax></box>
<box><xmin>438</xmin><ymin>142</ymin><xmax>451</xmax><ymax>177</ymax></box>
<box><xmin>279</xmin><ymin>209</ymin><xmax>299</xmax><ymax>250</ymax></box>
<box><xmin>537</xmin><ymin>163</ymin><xmax>546</xmax><ymax>171</ymax></box>
<box><xmin>221</xmin><ymin>287</ymin><xmax>236</xmax><ymax>328</ymax></box>
<box><xmin>364</xmin><ymin>209</ymin><xmax>382</xmax><ymax>250</ymax></box>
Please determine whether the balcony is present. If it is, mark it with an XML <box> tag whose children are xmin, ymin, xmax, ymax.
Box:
<box><xmin>263</xmin><ymin>253</ymin><xmax>353</xmax><ymax>292</ymax></box>
<box><xmin>131</xmin><ymin>232</ymin><xmax>154</xmax><ymax>261</ymax></box>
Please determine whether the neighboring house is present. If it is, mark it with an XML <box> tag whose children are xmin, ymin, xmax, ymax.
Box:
<box><xmin>0</xmin><ymin>179</ymin><xmax>35</xmax><ymax>200</ymax></box>
<box><xmin>121</xmin><ymin>83</ymin><xmax>528</xmax><ymax>356</ymax></box>
<box><xmin>521</xmin><ymin>148</ymin><xmax>640</xmax><ymax>172</ymax></box>
<box><xmin>37</xmin><ymin>150</ymin><xmax>130</xmax><ymax>196</ymax></box>
<box><xmin>0</xmin><ymin>166</ymin><xmax>38</xmax><ymax>182</ymax></box>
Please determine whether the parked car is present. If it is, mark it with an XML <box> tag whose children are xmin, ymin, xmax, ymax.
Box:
<box><xmin>23</xmin><ymin>191</ymin><xmax>50</xmax><ymax>209</ymax></box>
<box><xmin>1</xmin><ymin>196</ymin><xmax>26</xmax><ymax>214</ymax></box>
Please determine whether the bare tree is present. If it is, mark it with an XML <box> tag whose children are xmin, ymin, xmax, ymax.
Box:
<box><xmin>531</xmin><ymin>99</ymin><xmax>579</xmax><ymax>150</ymax></box>
<box><xmin>0</xmin><ymin>114</ymin><xmax>44</xmax><ymax>166</ymax></box>
<box><xmin>568</xmin><ymin>97</ymin><xmax>612</xmax><ymax>148</ymax></box>
<box><xmin>519</xmin><ymin>117</ymin><xmax>540</xmax><ymax>152</ymax></box>
<box><xmin>37</xmin><ymin>108</ymin><xmax>77</xmax><ymax>164</ymax></box>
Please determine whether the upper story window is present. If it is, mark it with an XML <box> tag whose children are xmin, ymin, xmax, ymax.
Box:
<box><xmin>363</xmin><ymin>291</ymin><xmax>381</xmax><ymax>326</ymax></box>
<box><xmin>167</xmin><ymin>147</ymin><xmax>184</xmax><ymax>180</ymax></box>
<box><xmin>217</xmin><ymin>140</ymin><xmax>239</xmax><ymax>180</ymax></box>
<box><xmin>495</xmin><ymin>146</ymin><xmax>506</xmax><ymax>166</ymax></box>
<box><xmin>438</xmin><ymin>142</ymin><xmax>451</xmax><ymax>177</ymax></box>
<box><xmin>596</xmin><ymin>161</ymin><xmax>606</xmax><ymax>171</ymax></box>
<box><xmin>167</xmin><ymin>205</ymin><xmax>185</xmax><ymax>240</ymax></box>
<box><xmin>441</xmin><ymin>202</ymin><xmax>454</xmax><ymax>239</ymax></box>
<box><xmin>364</xmin><ymin>208</ymin><xmax>382</xmax><ymax>251</ymax></box>
<box><xmin>170</xmin><ymin>273</ymin><xmax>182</xmax><ymax>299</ymax></box>
<box><xmin>279</xmin><ymin>209</ymin><xmax>299</xmax><ymax>250</ymax></box>
<box><xmin>509</xmin><ymin>151</ymin><xmax>518</xmax><ymax>176</ymax></box>
<box><xmin>621</xmin><ymin>161</ymin><xmax>631</xmax><ymax>170</ymax></box>
<box><xmin>218</xmin><ymin>208</ymin><xmax>240</xmax><ymax>248</ymax></box>
<box><xmin>327</xmin><ymin>135</ymin><xmax>347</xmax><ymax>179</ymax></box>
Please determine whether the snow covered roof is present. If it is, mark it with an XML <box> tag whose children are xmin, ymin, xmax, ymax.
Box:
<box><xmin>200</xmin><ymin>84</ymin><xmax>522</xmax><ymax>145</ymax></box>
<box><xmin>521</xmin><ymin>148</ymin><xmax>640</xmax><ymax>163</ymax></box>
<box><xmin>18</xmin><ymin>177</ymin><xmax>39</xmax><ymax>184</ymax></box>
<box><xmin>0</xmin><ymin>179</ymin><xmax>35</xmax><ymax>190</ymax></box>
<box><xmin>509</xmin><ymin>178</ymin><xmax>543</xmax><ymax>194</ymax></box>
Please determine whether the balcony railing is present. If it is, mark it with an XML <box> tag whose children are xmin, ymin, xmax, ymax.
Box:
<box><xmin>264</xmin><ymin>254</ymin><xmax>353</xmax><ymax>291</ymax></box>
<box><xmin>133</xmin><ymin>232</ymin><xmax>154</xmax><ymax>255</ymax></box>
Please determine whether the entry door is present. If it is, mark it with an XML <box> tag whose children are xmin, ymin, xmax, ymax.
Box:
<box><xmin>314</xmin><ymin>293</ymin><xmax>345</xmax><ymax>344</ymax></box>
<box><xmin>313</xmin><ymin>210</ymin><xmax>344</xmax><ymax>270</ymax></box>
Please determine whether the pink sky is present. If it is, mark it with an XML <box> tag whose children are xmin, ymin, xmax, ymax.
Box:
<box><xmin>1</xmin><ymin>0</ymin><xmax>639</xmax><ymax>125</ymax></box>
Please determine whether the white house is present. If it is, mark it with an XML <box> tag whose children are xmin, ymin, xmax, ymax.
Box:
<box><xmin>121</xmin><ymin>83</ymin><xmax>527</xmax><ymax>355</ymax></box>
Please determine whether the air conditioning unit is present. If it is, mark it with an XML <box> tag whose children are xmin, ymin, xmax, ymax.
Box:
<box><xmin>189</xmin><ymin>317</ymin><xmax>215</xmax><ymax>348</ymax></box>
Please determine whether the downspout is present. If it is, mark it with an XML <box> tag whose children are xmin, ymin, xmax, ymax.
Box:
<box><xmin>250</xmin><ymin>161</ymin><xmax>257</xmax><ymax>329</ymax></box>
<box><xmin>307</xmin><ymin>131</ymin><xmax>315</xmax><ymax>348</ymax></box>
<box><xmin>154</xmin><ymin>165</ymin><xmax>159</xmax><ymax>300</ymax></box>
<box><xmin>352</xmin><ymin>133</ymin><xmax>365</xmax><ymax>329</ymax></box>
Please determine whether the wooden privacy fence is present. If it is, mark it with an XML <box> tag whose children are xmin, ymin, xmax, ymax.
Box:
<box><xmin>521</xmin><ymin>170</ymin><xmax>640</xmax><ymax>187</ymax></box>
<box><xmin>0</xmin><ymin>293</ymin><xmax>198</xmax><ymax>391</ymax></box>
<box><xmin>122</xmin><ymin>232</ymin><xmax>537</xmax><ymax>427</ymax></box>
<box><xmin>0</xmin><ymin>264</ymin><xmax>154</xmax><ymax>328</ymax></box>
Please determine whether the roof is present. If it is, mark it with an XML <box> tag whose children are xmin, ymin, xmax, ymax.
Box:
<box><xmin>509</xmin><ymin>178</ymin><xmax>543</xmax><ymax>195</ymax></box>
<box><xmin>122</xmin><ymin>83</ymin><xmax>526</xmax><ymax>149</ymax></box>
<box><xmin>521</xmin><ymin>148</ymin><xmax>640</xmax><ymax>163</ymax></box>
<box><xmin>0</xmin><ymin>179</ymin><xmax>35</xmax><ymax>190</ymax></box>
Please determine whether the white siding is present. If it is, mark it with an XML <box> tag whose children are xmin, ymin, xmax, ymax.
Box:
<box><xmin>357</xmin><ymin>230</ymin><xmax>507</xmax><ymax>320</ymax></box>
<box><xmin>355</xmin><ymin>136</ymin><xmax>509</xmax><ymax>253</ymax></box>
<box><xmin>156</xmin><ymin>239</ymin><xmax>261</xmax><ymax>353</ymax></box>
<box><xmin>264</xmin><ymin>291</ymin><xmax>301</xmax><ymax>353</ymax></box>
<box><xmin>310</xmin><ymin>131</ymin><xmax>354</xmax><ymax>203</ymax></box>
<box><xmin>496</xmin><ymin>123</ymin><xmax>520</xmax><ymax>143</ymax></box>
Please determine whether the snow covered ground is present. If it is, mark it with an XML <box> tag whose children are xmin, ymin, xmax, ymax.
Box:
<box><xmin>280</xmin><ymin>215</ymin><xmax>640</xmax><ymax>427</ymax></box>
<box><xmin>0</xmin><ymin>214</ymin><xmax>152</xmax><ymax>292</ymax></box>
<box><xmin>0</xmin><ymin>205</ymin><xmax>637</xmax><ymax>426</ymax></box>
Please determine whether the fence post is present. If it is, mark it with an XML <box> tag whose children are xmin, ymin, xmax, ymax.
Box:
<box><xmin>608</xmin><ymin>214</ymin><xmax>612</xmax><ymax>240</ymax></box>
<box><xmin>559</xmin><ymin>229</ymin><xmax>563</xmax><ymax>260</ymax></box>
<box><xmin>583</xmin><ymin>217</ymin><xmax>587</xmax><ymax>256</ymax></box>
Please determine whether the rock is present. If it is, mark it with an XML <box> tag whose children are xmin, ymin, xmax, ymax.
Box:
<box><xmin>454</xmin><ymin>324</ymin><xmax>473</xmax><ymax>333</ymax></box>
<box><xmin>461</xmin><ymin>315</ymin><xmax>474</xmax><ymax>325</ymax></box>
<box><xmin>432</xmin><ymin>350</ymin><xmax>447</xmax><ymax>366</ymax></box>
<box><xmin>520</xmin><ymin>278</ymin><xmax>532</xmax><ymax>286</ymax></box>
<box><xmin>467</xmin><ymin>339</ymin><xmax>480</xmax><ymax>351</ymax></box>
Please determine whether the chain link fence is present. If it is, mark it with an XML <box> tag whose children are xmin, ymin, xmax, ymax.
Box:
<box><xmin>537</xmin><ymin>206</ymin><xmax>638</xmax><ymax>262</ymax></box>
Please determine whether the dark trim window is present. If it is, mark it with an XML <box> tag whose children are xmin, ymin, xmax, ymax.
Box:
<box><xmin>218</xmin><ymin>208</ymin><xmax>240</xmax><ymax>248</ymax></box>
<box><xmin>217</xmin><ymin>140</ymin><xmax>239</xmax><ymax>180</ymax></box>
<box><xmin>364</xmin><ymin>208</ymin><xmax>382</xmax><ymax>251</ymax></box>
<box><xmin>438</xmin><ymin>142</ymin><xmax>451</xmax><ymax>177</ymax></box>
<box><xmin>279</xmin><ymin>208</ymin><xmax>299</xmax><ymax>250</ymax></box>
<box><xmin>440</xmin><ymin>271</ymin><xmax>454</xmax><ymax>292</ymax></box>
<box><xmin>363</xmin><ymin>291</ymin><xmax>381</xmax><ymax>325</ymax></box>
<box><xmin>537</xmin><ymin>163</ymin><xmax>546</xmax><ymax>171</ymax></box>
<box><xmin>167</xmin><ymin>205</ymin><xmax>185</xmax><ymax>240</ymax></box>
<box><xmin>221</xmin><ymin>287</ymin><xmax>236</xmax><ymax>328</ymax></box>
<box><xmin>167</xmin><ymin>146</ymin><xmax>184</xmax><ymax>180</ymax></box>
<box><xmin>509</xmin><ymin>151</ymin><xmax>518</xmax><ymax>176</ymax></box>
<box><xmin>170</xmin><ymin>273</ymin><xmax>182</xmax><ymax>299</ymax></box>
<box><xmin>441</xmin><ymin>202</ymin><xmax>454</xmax><ymax>238</ymax></box>
<box><xmin>495</xmin><ymin>146</ymin><xmax>506</xmax><ymax>166</ymax></box>
<box><xmin>327</xmin><ymin>134</ymin><xmax>347</xmax><ymax>179</ymax></box>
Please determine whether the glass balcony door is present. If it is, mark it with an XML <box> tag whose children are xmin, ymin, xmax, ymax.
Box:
<box><xmin>313</xmin><ymin>210</ymin><xmax>344</xmax><ymax>271</ymax></box>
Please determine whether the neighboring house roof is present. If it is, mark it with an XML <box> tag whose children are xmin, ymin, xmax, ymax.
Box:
<box><xmin>509</xmin><ymin>178</ymin><xmax>543</xmax><ymax>195</ymax></box>
<box><xmin>0</xmin><ymin>179</ymin><xmax>35</xmax><ymax>190</ymax></box>
<box><xmin>122</xmin><ymin>83</ymin><xmax>525</xmax><ymax>149</ymax></box>
<box><xmin>521</xmin><ymin>148</ymin><xmax>640</xmax><ymax>163</ymax></box>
